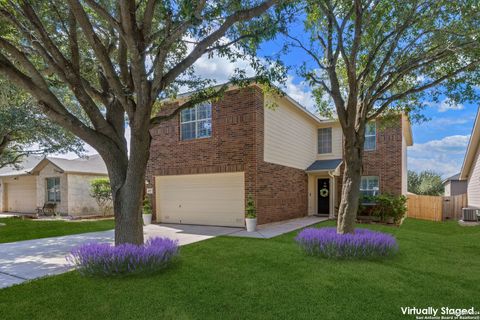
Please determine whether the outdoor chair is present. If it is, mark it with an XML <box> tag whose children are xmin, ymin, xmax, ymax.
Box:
<box><xmin>36</xmin><ymin>203</ymin><xmax>57</xmax><ymax>217</ymax></box>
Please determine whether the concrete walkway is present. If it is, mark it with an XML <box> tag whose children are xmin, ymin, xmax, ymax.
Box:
<box><xmin>0</xmin><ymin>224</ymin><xmax>237</xmax><ymax>289</ymax></box>
<box><xmin>0</xmin><ymin>216</ymin><xmax>328</xmax><ymax>289</ymax></box>
<box><xmin>227</xmin><ymin>216</ymin><xmax>329</xmax><ymax>239</ymax></box>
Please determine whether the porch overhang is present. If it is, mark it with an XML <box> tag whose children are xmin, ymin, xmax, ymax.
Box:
<box><xmin>305</xmin><ymin>159</ymin><xmax>342</xmax><ymax>175</ymax></box>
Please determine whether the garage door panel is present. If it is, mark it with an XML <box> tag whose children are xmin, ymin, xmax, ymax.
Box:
<box><xmin>156</xmin><ymin>172</ymin><xmax>245</xmax><ymax>227</ymax></box>
<box><xmin>5</xmin><ymin>176</ymin><xmax>37</xmax><ymax>213</ymax></box>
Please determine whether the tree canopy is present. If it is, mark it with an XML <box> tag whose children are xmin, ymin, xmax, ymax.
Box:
<box><xmin>0</xmin><ymin>81</ymin><xmax>83</xmax><ymax>169</ymax></box>
<box><xmin>282</xmin><ymin>0</ymin><xmax>480</xmax><ymax>233</ymax></box>
<box><xmin>408</xmin><ymin>170</ymin><xmax>444</xmax><ymax>196</ymax></box>
<box><xmin>0</xmin><ymin>0</ymin><xmax>291</xmax><ymax>244</ymax></box>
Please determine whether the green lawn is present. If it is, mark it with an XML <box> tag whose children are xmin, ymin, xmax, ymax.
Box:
<box><xmin>0</xmin><ymin>219</ymin><xmax>479</xmax><ymax>320</ymax></box>
<box><xmin>0</xmin><ymin>217</ymin><xmax>114</xmax><ymax>243</ymax></box>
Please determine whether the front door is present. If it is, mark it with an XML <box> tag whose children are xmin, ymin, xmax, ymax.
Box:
<box><xmin>317</xmin><ymin>178</ymin><xmax>330</xmax><ymax>215</ymax></box>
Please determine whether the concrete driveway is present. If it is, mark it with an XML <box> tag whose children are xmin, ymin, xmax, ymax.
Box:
<box><xmin>0</xmin><ymin>224</ymin><xmax>239</xmax><ymax>289</ymax></box>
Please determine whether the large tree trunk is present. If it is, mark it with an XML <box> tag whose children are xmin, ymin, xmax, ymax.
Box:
<box><xmin>337</xmin><ymin>129</ymin><xmax>364</xmax><ymax>234</ymax></box>
<box><xmin>101</xmin><ymin>126</ymin><xmax>152</xmax><ymax>245</ymax></box>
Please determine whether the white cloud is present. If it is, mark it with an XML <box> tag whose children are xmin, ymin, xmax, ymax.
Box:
<box><xmin>57</xmin><ymin>43</ymin><xmax>317</xmax><ymax>159</ymax></box>
<box><xmin>408</xmin><ymin>135</ymin><xmax>470</xmax><ymax>178</ymax></box>
<box><xmin>426</xmin><ymin>117</ymin><xmax>472</xmax><ymax>127</ymax></box>
<box><xmin>427</xmin><ymin>98</ymin><xmax>465</xmax><ymax>112</ymax></box>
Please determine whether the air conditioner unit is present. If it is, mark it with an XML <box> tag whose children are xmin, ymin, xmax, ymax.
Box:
<box><xmin>462</xmin><ymin>208</ymin><xmax>480</xmax><ymax>222</ymax></box>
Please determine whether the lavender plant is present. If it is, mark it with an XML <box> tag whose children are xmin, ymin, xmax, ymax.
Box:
<box><xmin>67</xmin><ymin>237</ymin><xmax>179</xmax><ymax>276</ymax></box>
<box><xmin>296</xmin><ymin>227</ymin><xmax>398</xmax><ymax>259</ymax></box>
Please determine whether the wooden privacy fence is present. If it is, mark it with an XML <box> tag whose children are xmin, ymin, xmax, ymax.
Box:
<box><xmin>407</xmin><ymin>194</ymin><xmax>468</xmax><ymax>222</ymax></box>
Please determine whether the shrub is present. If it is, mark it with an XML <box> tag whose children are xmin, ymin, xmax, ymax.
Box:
<box><xmin>67</xmin><ymin>237</ymin><xmax>179</xmax><ymax>276</ymax></box>
<box><xmin>295</xmin><ymin>227</ymin><xmax>398</xmax><ymax>259</ymax></box>
<box><xmin>245</xmin><ymin>194</ymin><xmax>256</xmax><ymax>219</ymax></box>
<box><xmin>90</xmin><ymin>178</ymin><xmax>113</xmax><ymax>216</ymax></box>
<box><xmin>143</xmin><ymin>197</ymin><xmax>152</xmax><ymax>215</ymax></box>
<box><xmin>358</xmin><ymin>193</ymin><xmax>407</xmax><ymax>224</ymax></box>
<box><xmin>371</xmin><ymin>194</ymin><xmax>407</xmax><ymax>223</ymax></box>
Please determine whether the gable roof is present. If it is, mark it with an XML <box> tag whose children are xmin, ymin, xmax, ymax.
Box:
<box><xmin>0</xmin><ymin>155</ymin><xmax>43</xmax><ymax>177</ymax></box>
<box><xmin>167</xmin><ymin>81</ymin><xmax>414</xmax><ymax>145</ymax></box>
<box><xmin>442</xmin><ymin>173</ymin><xmax>461</xmax><ymax>184</ymax></box>
<box><xmin>460</xmin><ymin>106</ymin><xmax>480</xmax><ymax>180</ymax></box>
<box><xmin>0</xmin><ymin>154</ymin><xmax>108</xmax><ymax>177</ymax></box>
<box><xmin>32</xmin><ymin>154</ymin><xmax>108</xmax><ymax>175</ymax></box>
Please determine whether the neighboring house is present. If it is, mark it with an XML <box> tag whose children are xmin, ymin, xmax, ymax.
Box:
<box><xmin>460</xmin><ymin>107</ymin><xmax>480</xmax><ymax>209</ymax></box>
<box><xmin>146</xmin><ymin>84</ymin><xmax>413</xmax><ymax>227</ymax></box>
<box><xmin>0</xmin><ymin>154</ymin><xmax>108</xmax><ymax>215</ymax></box>
<box><xmin>442</xmin><ymin>173</ymin><xmax>468</xmax><ymax>196</ymax></box>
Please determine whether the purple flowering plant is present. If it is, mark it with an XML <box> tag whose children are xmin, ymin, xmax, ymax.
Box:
<box><xmin>67</xmin><ymin>237</ymin><xmax>179</xmax><ymax>276</ymax></box>
<box><xmin>295</xmin><ymin>227</ymin><xmax>398</xmax><ymax>259</ymax></box>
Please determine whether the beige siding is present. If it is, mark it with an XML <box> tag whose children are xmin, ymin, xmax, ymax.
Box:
<box><xmin>36</xmin><ymin>162</ymin><xmax>68</xmax><ymax>213</ymax></box>
<box><xmin>67</xmin><ymin>174</ymin><xmax>108</xmax><ymax>216</ymax></box>
<box><xmin>2</xmin><ymin>175</ymin><xmax>37</xmax><ymax>213</ymax></box>
<box><xmin>467</xmin><ymin>150</ymin><xmax>480</xmax><ymax>208</ymax></box>
<box><xmin>155</xmin><ymin>172</ymin><xmax>245</xmax><ymax>227</ymax></box>
<box><xmin>317</xmin><ymin>123</ymin><xmax>343</xmax><ymax>160</ymax></box>
<box><xmin>444</xmin><ymin>182</ymin><xmax>451</xmax><ymax>196</ymax></box>
<box><xmin>264</xmin><ymin>95</ymin><xmax>318</xmax><ymax>169</ymax></box>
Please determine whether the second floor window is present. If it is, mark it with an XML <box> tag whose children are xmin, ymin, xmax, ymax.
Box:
<box><xmin>46</xmin><ymin>177</ymin><xmax>61</xmax><ymax>202</ymax></box>
<box><xmin>318</xmin><ymin>127</ymin><xmax>332</xmax><ymax>154</ymax></box>
<box><xmin>180</xmin><ymin>102</ymin><xmax>212</xmax><ymax>140</ymax></box>
<box><xmin>360</xmin><ymin>176</ymin><xmax>379</xmax><ymax>197</ymax></box>
<box><xmin>364</xmin><ymin>122</ymin><xmax>376</xmax><ymax>151</ymax></box>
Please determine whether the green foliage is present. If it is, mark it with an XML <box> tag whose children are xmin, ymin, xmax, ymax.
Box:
<box><xmin>358</xmin><ymin>193</ymin><xmax>407</xmax><ymax>224</ymax></box>
<box><xmin>0</xmin><ymin>81</ymin><xmax>84</xmax><ymax>169</ymax></box>
<box><xmin>287</xmin><ymin>0</ymin><xmax>480</xmax><ymax>121</ymax></box>
<box><xmin>90</xmin><ymin>178</ymin><xmax>112</xmax><ymax>216</ymax></box>
<box><xmin>408</xmin><ymin>170</ymin><xmax>444</xmax><ymax>196</ymax></box>
<box><xmin>371</xmin><ymin>194</ymin><xmax>408</xmax><ymax>224</ymax></box>
<box><xmin>143</xmin><ymin>197</ymin><xmax>153</xmax><ymax>215</ymax></box>
<box><xmin>245</xmin><ymin>194</ymin><xmax>256</xmax><ymax>219</ymax></box>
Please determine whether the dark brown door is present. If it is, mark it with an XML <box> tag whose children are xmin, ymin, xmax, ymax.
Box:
<box><xmin>317</xmin><ymin>179</ymin><xmax>330</xmax><ymax>215</ymax></box>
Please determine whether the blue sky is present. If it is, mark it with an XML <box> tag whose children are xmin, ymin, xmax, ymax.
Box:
<box><xmin>253</xmin><ymin>33</ymin><xmax>478</xmax><ymax>179</ymax></box>
<box><xmin>61</xmin><ymin>23</ymin><xmax>478</xmax><ymax>179</ymax></box>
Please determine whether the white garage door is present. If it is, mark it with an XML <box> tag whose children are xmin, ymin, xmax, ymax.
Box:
<box><xmin>155</xmin><ymin>172</ymin><xmax>245</xmax><ymax>227</ymax></box>
<box><xmin>5</xmin><ymin>176</ymin><xmax>37</xmax><ymax>213</ymax></box>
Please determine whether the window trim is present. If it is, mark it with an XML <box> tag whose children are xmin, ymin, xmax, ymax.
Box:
<box><xmin>364</xmin><ymin>121</ymin><xmax>377</xmax><ymax>151</ymax></box>
<box><xmin>180</xmin><ymin>102</ymin><xmax>212</xmax><ymax>141</ymax></box>
<box><xmin>360</xmin><ymin>176</ymin><xmax>380</xmax><ymax>197</ymax></box>
<box><xmin>317</xmin><ymin>127</ymin><xmax>333</xmax><ymax>154</ymax></box>
<box><xmin>46</xmin><ymin>177</ymin><xmax>61</xmax><ymax>203</ymax></box>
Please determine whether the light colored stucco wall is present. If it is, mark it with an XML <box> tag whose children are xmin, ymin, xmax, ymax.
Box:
<box><xmin>444</xmin><ymin>182</ymin><xmax>452</xmax><ymax>196</ymax></box>
<box><xmin>67</xmin><ymin>174</ymin><xmax>107</xmax><ymax>216</ymax></box>
<box><xmin>0</xmin><ymin>178</ymin><xmax>3</xmax><ymax>212</ymax></box>
<box><xmin>36</xmin><ymin>163</ymin><xmax>68</xmax><ymax>214</ymax></box>
<box><xmin>264</xmin><ymin>95</ymin><xmax>318</xmax><ymax>170</ymax></box>
<box><xmin>467</xmin><ymin>150</ymin><xmax>480</xmax><ymax>208</ymax></box>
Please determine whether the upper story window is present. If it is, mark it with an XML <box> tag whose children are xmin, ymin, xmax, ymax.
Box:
<box><xmin>46</xmin><ymin>177</ymin><xmax>61</xmax><ymax>202</ymax></box>
<box><xmin>180</xmin><ymin>102</ymin><xmax>212</xmax><ymax>140</ymax></box>
<box><xmin>318</xmin><ymin>127</ymin><xmax>332</xmax><ymax>154</ymax></box>
<box><xmin>360</xmin><ymin>176</ymin><xmax>379</xmax><ymax>197</ymax></box>
<box><xmin>364</xmin><ymin>122</ymin><xmax>376</xmax><ymax>151</ymax></box>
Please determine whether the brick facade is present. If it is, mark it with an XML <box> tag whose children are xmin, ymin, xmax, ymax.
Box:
<box><xmin>146</xmin><ymin>86</ymin><xmax>307</xmax><ymax>224</ymax></box>
<box><xmin>147</xmin><ymin>86</ymin><xmax>403</xmax><ymax>225</ymax></box>
<box><xmin>335</xmin><ymin>117</ymin><xmax>404</xmax><ymax>209</ymax></box>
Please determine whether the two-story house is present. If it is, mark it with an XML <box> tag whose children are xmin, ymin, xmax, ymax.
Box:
<box><xmin>146</xmin><ymin>84</ymin><xmax>413</xmax><ymax>227</ymax></box>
